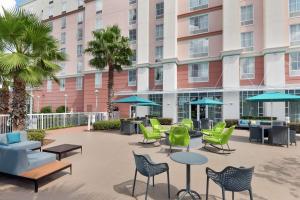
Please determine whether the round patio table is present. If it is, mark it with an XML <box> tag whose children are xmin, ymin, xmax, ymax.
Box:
<box><xmin>170</xmin><ymin>152</ymin><xmax>208</xmax><ymax>200</ymax></box>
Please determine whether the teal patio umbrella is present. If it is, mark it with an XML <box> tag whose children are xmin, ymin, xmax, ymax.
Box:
<box><xmin>135</xmin><ymin>102</ymin><xmax>161</xmax><ymax>106</ymax></box>
<box><xmin>189</xmin><ymin>98</ymin><xmax>223</xmax><ymax>120</ymax></box>
<box><xmin>246</xmin><ymin>92</ymin><xmax>300</xmax><ymax>121</ymax></box>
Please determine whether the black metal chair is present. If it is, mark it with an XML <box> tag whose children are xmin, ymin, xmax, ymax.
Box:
<box><xmin>290</xmin><ymin>130</ymin><xmax>297</xmax><ymax>146</ymax></box>
<box><xmin>201</xmin><ymin>118</ymin><xmax>210</xmax><ymax>130</ymax></box>
<box><xmin>120</xmin><ymin>120</ymin><xmax>136</xmax><ymax>135</ymax></box>
<box><xmin>268</xmin><ymin>126</ymin><xmax>289</xmax><ymax>147</ymax></box>
<box><xmin>132</xmin><ymin>152</ymin><xmax>170</xmax><ymax>200</ymax></box>
<box><xmin>249</xmin><ymin>126</ymin><xmax>262</xmax><ymax>142</ymax></box>
<box><xmin>206</xmin><ymin>166</ymin><xmax>254</xmax><ymax>200</ymax></box>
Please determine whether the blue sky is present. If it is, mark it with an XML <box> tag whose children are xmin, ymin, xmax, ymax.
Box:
<box><xmin>16</xmin><ymin>0</ymin><xmax>23</xmax><ymax>6</ymax></box>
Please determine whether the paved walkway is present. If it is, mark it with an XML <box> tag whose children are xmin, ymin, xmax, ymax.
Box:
<box><xmin>0</xmin><ymin>126</ymin><xmax>299</xmax><ymax>200</ymax></box>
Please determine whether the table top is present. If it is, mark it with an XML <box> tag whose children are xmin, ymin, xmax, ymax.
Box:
<box><xmin>43</xmin><ymin>144</ymin><xmax>82</xmax><ymax>153</ymax></box>
<box><xmin>170</xmin><ymin>152</ymin><xmax>208</xmax><ymax>165</ymax></box>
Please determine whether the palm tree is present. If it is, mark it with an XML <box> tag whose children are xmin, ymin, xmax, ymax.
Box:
<box><xmin>0</xmin><ymin>9</ymin><xmax>65</xmax><ymax>130</ymax></box>
<box><xmin>85</xmin><ymin>25</ymin><xmax>133</xmax><ymax>118</ymax></box>
<box><xmin>0</xmin><ymin>68</ymin><xmax>10</xmax><ymax>114</ymax></box>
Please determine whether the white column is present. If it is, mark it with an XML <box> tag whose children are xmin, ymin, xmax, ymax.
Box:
<box><xmin>222</xmin><ymin>55</ymin><xmax>240</xmax><ymax>89</ymax></box>
<box><xmin>163</xmin><ymin>93</ymin><xmax>177</xmax><ymax>123</ymax></box>
<box><xmin>163</xmin><ymin>0</ymin><xmax>177</xmax><ymax>59</ymax></box>
<box><xmin>223</xmin><ymin>92</ymin><xmax>240</xmax><ymax>120</ymax></box>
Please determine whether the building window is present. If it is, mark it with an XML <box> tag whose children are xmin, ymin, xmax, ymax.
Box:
<box><xmin>149</xmin><ymin>94</ymin><xmax>163</xmax><ymax>117</ymax></box>
<box><xmin>47</xmin><ymin>79</ymin><xmax>52</xmax><ymax>92</ymax></box>
<box><xmin>156</xmin><ymin>24</ymin><xmax>164</xmax><ymax>40</ymax></box>
<box><xmin>61</xmin><ymin>32</ymin><xmax>66</xmax><ymax>44</ymax></box>
<box><xmin>131</xmin><ymin>49</ymin><xmax>136</xmax><ymax>62</ymax></box>
<box><xmin>155</xmin><ymin>46</ymin><xmax>163</xmax><ymax>62</ymax></box>
<box><xmin>76</xmin><ymin>77</ymin><xmax>83</xmax><ymax>90</ymax></box>
<box><xmin>95</xmin><ymin>14</ymin><xmax>103</xmax><ymax>30</ymax></box>
<box><xmin>188</xmin><ymin>62</ymin><xmax>209</xmax><ymax>82</ymax></box>
<box><xmin>240</xmin><ymin>57</ymin><xmax>255</xmax><ymax>79</ymax></box>
<box><xmin>129</xmin><ymin>29</ymin><xmax>137</xmax><ymax>43</ymax></box>
<box><xmin>77</xmin><ymin>60</ymin><xmax>83</xmax><ymax>73</ymax></box>
<box><xmin>156</xmin><ymin>2</ymin><xmax>164</xmax><ymax>19</ymax></box>
<box><xmin>61</xmin><ymin>48</ymin><xmax>66</xmax><ymax>54</ymax></box>
<box><xmin>78</xmin><ymin>0</ymin><xmax>84</xmax><ymax>7</ymax></box>
<box><xmin>60</xmin><ymin>62</ymin><xmax>66</xmax><ymax>73</ymax></box>
<box><xmin>77</xmin><ymin>28</ymin><xmax>83</xmax><ymax>41</ymax></box>
<box><xmin>61</xmin><ymin>16</ymin><xmax>66</xmax><ymax>29</ymax></box>
<box><xmin>129</xmin><ymin>9</ymin><xmax>137</xmax><ymax>25</ymax></box>
<box><xmin>290</xmin><ymin>24</ymin><xmax>300</xmax><ymax>46</ymax></box>
<box><xmin>77</xmin><ymin>44</ymin><xmax>83</xmax><ymax>57</ymax></box>
<box><xmin>48</xmin><ymin>3</ymin><xmax>53</xmax><ymax>17</ymax></box>
<box><xmin>77</xmin><ymin>12</ymin><xmax>84</xmax><ymax>24</ymax></box>
<box><xmin>62</xmin><ymin>0</ymin><xmax>67</xmax><ymax>12</ymax></box>
<box><xmin>96</xmin><ymin>0</ymin><xmax>103</xmax><ymax>12</ymax></box>
<box><xmin>285</xmin><ymin>90</ymin><xmax>300</xmax><ymax>122</ymax></box>
<box><xmin>154</xmin><ymin>67</ymin><xmax>163</xmax><ymax>85</ymax></box>
<box><xmin>189</xmin><ymin>14</ymin><xmax>208</xmax><ymax>34</ymax></box>
<box><xmin>128</xmin><ymin>70</ymin><xmax>137</xmax><ymax>86</ymax></box>
<box><xmin>241</xmin><ymin>5</ymin><xmax>253</xmax><ymax>26</ymax></box>
<box><xmin>59</xmin><ymin>79</ymin><xmax>65</xmax><ymax>91</ymax></box>
<box><xmin>95</xmin><ymin>72</ymin><xmax>102</xmax><ymax>88</ymax></box>
<box><xmin>289</xmin><ymin>0</ymin><xmax>300</xmax><ymax>17</ymax></box>
<box><xmin>129</xmin><ymin>0</ymin><xmax>136</xmax><ymax>5</ymax></box>
<box><xmin>241</xmin><ymin>32</ymin><xmax>253</xmax><ymax>51</ymax></box>
<box><xmin>290</xmin><ymin>52</ymin><xmax>300</xmax><ymax>76</ymax></box>
<box><xmin>189</xmin><ymin>0</ymin><xmax>208</xmax><ymax>11</ymax></box>
<box><xmin>189</xmin><ymin>38</ymin><xmax>209</xmax><ymax>58</ymax></box>
<box><xmin>240</xmin><ymin>91</ymin><xmax>263</xmax><ymax>117</ymax></box>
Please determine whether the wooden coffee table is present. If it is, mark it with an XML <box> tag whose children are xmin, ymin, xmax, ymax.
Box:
<box><xmin>43</xmin><ymin>144</ymin><xmax>82</xmax><ymax>160</ymax></box>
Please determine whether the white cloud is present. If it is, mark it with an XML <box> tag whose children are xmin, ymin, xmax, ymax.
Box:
<box><xmin>0</xmin><ymin>0</ymin><xmax>16</xmax><ymax>15</ymax></box>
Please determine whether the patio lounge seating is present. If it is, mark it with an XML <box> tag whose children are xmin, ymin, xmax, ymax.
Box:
<box><xmin>0</xmin><ymin>131</ymin><xmax>41</xmax><ymax>151</ymax></box>
<box><xmin>169</xmin><ymin>126</ymin><xmax>190</xmax><ymax>152</ymax></box>
<box><xmin>180</xmin><ymin>118</ymin><xmax>193</xmax><ymax>130</ymax></box>
<box><xmin>120</xmin><ymin>119</ymin><xmax>136</xmax><ymax>135</ymax></box>
<box><xmin>150</xmin><ymin>118</ymin><xmax>168</xmax><ymax>134</ymax></box>
<box><xmin>268</xmin><ymin>126</ymin><xmax>290</xmax><ymax>147</ymax></box>
<box><xmin>200</xmin><ymin>118</ymin><xmax>210</xmax><ymax>130</ymax></box>
<box><xmin>202</xmin><ymin>122</ymin><xmax>226</xmax><ymax>136</ymax></box>
<box><xmin>206</xmin><ymin>166</ymin><xmax>254</xmax><ymax>200</ymax></box>
<box><xmin>139</xmin><ymin>123</ymin><xmax>161</xmax><ymax>144</ymax></box>
<box><xmin>132</xmin><ymin>152</ymin><xmax>170</xmax><ymax>200</ymax></box>
<box><xmin>249</xmin><ymin>126</ymin><xmax>263</xmax><ymax>142</ymax></box>
<box><xmin>290</xmin><ymin>130</ymin><xmax>297</xmax><ymax>145</ymax></box>
<box><xmin>203</xmin><ymin>126</ymin><xmax>235</xmax><ymax>154</ymax></box>
<box><xmin>0</xmin><ymin>146</ymin><xmax>71</xmax><ymax>192</ymax></box>
<box><xmin>192</xmin><ymin>120</ymin><xmax>201</xmax><ymax>131</ymax></box>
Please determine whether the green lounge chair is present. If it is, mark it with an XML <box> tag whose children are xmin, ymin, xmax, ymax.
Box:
<box><xmin>139</xmin><ymin>123</ymin><xmax>161</xmax><ymax>144</ymax></box>
<box><xmin>180</xmin><ymin>118</ymin><xmax>194</xmax><ymax>130</ymax></box>
<box><xmin>169</xmin><ymin>126</ymin><xmax>190</xmax><ymax>152</ymax></box>
<box><xmin>202</xmin><ymin>122</ymin><xmax>226</xmax><ymax>136</ymax></box>
<box><xmin>150</xmin><ymin>118</ymin><xmax>168</xmax><ymax>134</ymax></box>
<box><xmin>203</xmin><ymin>125</ymin><xmax>235</xmax><ymax>154</ymax></box>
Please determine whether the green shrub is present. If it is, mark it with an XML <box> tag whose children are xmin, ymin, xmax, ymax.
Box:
<box><xmin>225</xmin><ymin>119</ymin><xmax>238</xmax><ymax>128</ymax></box>
<box><xmin>40</xmin><ymin>106</ymin><xmax>52</xmax><ymax>113</ymax></box>
<box><xmin>27</xmin><ymin>129</ymin><xmax>46</xmax><ymax>142</ymax></box>
<box><xmin>157</xmin><ymin>118</ymin><xmax>173</xmax><ymax>125</ymax></box>
<box><xmin>288</xmin><ymin>123</ymin><xmax>300</xmax><ymax>133</ymax></box>
<box><xmin>93</xmin><ymin>120</ymin><xmax>121</xmax><ymax>130</ymax></box>
<box><xmin>56</xmin><ymin>105</ymin><xmax>69</xmax><ymax>113</ymax></box>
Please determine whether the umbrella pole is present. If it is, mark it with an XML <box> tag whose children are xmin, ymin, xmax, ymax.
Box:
<box><xmin>205</xmin><ymin>105</ymin><xmax>208</xmax><ymax>119</ymax></box>
<box><xmin>197</xmin><ymin>105</ymin><xmax>200</xmax><ymax>121</ymax></box>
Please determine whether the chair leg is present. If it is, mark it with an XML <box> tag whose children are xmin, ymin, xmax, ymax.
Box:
<box><xmin>167</xmin><ymin>170</ymin><xmax>170</xmax><ymax>199</ymax></box>
<box><xmin>152</xmin><ymin>176</ymin><xmax>155</xmax><ymax>187</ymax></box>
<box><xmin>145</xmin><ymin>176</ymin><xmax>150</xmax><ymax>200</ymax></box>
<box><xmin>132</xmin><ymin>169</ymin><xmax>137</xmax><ymax>196</ymax></box>
<box><xmin>226</xmin><ymin>144</ymin><xmax>231</xmax><ymax>151</ymax></box>
<box><xmin>232</xmin><ymin>191</ymin><xmax>234</xmax><ymax>200</ymax></box>
<box><xmin>249</xmin><ymin>189</ymin><xmax>253</xmax><ymax>200</ymax></box>
<box><xmin>206</xmin><ymin>176</ymin><xmax>209</xmax><ymax>200</ymax></box>
<box><xmin>222</xmin><ymin>188</ymin><xmax>226</xmax><ymax>200</ymax></box>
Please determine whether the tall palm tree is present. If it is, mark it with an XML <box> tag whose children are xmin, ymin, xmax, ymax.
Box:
<box><xmin>0</xmin><ymin>9</ymin><xmax>65</xmax><ymax>130</ymax></box>
<box><xmin>0</xmin><ymin>68</ymin><xmax>10</xmax><ymax>114</ymax></box>
<box><xmin>85</xmin><ymin>25</ymin><xmax>133</xmax><ymax>118</ymax></box>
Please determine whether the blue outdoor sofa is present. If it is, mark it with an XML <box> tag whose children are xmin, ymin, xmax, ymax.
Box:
<box><xmin>0</xmin><ymin>132</ymin><xmax>72</xmax><ymax>192</ymax></box>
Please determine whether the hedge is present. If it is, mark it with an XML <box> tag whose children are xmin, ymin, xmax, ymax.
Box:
<box><xmin>56</xmin><ymin>105</ymin><xmax>69</xmax><ymax>113</ymax></box>
<box><xmin>93</xmin><ymin>120</ymin><xmax>121</xmax><ymax>130</ymax></box>
<box><xmin>157</xmin><ymin>118</ymin><xmax>173</xmax><ymax>125</ymax></box>
<box><xmin>40</xmin><ymin>106</ymin><xmax>52</xmax><ymax>113</ymax></box>
<box><xmin>241</xmin><ymin>116</ymin><xmax>277</xmax><ymax>121</ymax></box>
<box><xmin>27</xmin><ymin>129</ymin><xmax>46</xmax><ymax>143</ymax></box>
<box><xmin>225</xmin><ymin>119</ymin><xmax>239</xmax><ymax>128</ymax></box>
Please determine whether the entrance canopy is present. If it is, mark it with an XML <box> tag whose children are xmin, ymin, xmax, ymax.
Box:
<box><xmin>190</xmin><ymin>98</ymin><xmax>223</xmax><ymax>105</ymax></box>
<box><xmin>246</xmin><ymin>92</ymin><xmax>300</xmax><ymax>102</ymax></box>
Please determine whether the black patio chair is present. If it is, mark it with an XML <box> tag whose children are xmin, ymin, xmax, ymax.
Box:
<box><xmin>201</xmin><ymin>118</ymin><xmax>210</xmax><ymax>130</ymax></box>
<box><xmin>206</xmin><ymin>166</ymin><xmax>254</xmax><ymax>200</ymax></box>
<box><xmin>249</xmin><ymin>126</ymin><xmax>262</xmax><ymax>142</ymax></box>
<box><xmin>268</xmin><ymin>126</ymin><xmax>289</xmax><ymax>147</ymax></box>
<box><xmin>132</xmin><ymin>152</ymin><xmax>170</xmax><ymax>200</ymax></box>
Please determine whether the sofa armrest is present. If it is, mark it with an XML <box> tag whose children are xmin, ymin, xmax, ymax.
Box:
<box><xmin>0</xmin><ymin>147</ymin><xmax>29</xmax><ymax>175</ymax></box>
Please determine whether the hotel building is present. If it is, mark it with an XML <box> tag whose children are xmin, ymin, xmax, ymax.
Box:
<box><xmin>20</xmin><ymin>0</ymin><xmax>300</xmax><ymax>123</ymax></box>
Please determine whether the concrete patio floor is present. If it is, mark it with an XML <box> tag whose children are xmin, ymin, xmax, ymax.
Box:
<box><xmin>0</xmin><ymin>126</ymin><xmax>299</xmax><ymax>200</ymax></box>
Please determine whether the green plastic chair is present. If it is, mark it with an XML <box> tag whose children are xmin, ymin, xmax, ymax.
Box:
<box><xmin>180</xmin><ymin>118</ymin><xmax>194</xmax><ymax>130</ymax></box>
<box><xmin>139</xmin><ymin>123</ymin><xmax>162</xmax><ymax>144</ymax></box>
<box><xmin>202</xmin><ymin>122</ymin><xmax>226</xmax><ymax>136</ymax></box>
<box><xmin>169</xmin><ymin>126</ymin><xmax>190</xmax><ymax>152</ymax></box>
<box><xmin>203</xmin><ymin>125</ymin><xmax>235</xmax><ymax>154</ymax></box>
<box><xmin>150</xmin><ymin>118</ymin><xmax>168</xmax><ymax>134</ymax></box>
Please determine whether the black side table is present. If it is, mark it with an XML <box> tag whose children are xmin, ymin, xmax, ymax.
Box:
<box><xmin>170</xmin><ymin>152</ymin><xmax>208</xmax><ymax>199</ymax></box>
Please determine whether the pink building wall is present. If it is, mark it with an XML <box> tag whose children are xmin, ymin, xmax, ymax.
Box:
<box><xmin>240</xmin><ymin>56</ymin><xmax>264</xmax><ymax>86</ymax></box>
<box><xmin>177</xmin><ymin>0</ymin><xmax>222</xmax><ymax>15</ymax></box>
<box><xmin>149</xmin><ymin>67</ymin><xmax>163</xmax><ymax>91</ymax></box>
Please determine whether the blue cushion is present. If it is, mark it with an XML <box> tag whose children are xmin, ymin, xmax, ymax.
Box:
<box><xmin>8</xmin><ymin>141</ymin><xmax>41</xmax><ymax>150</ymax></box>
<box><xmin>6</xmin><ymin>132</ymin><xmax>21</xmax><ymax>144</ymax></box>
<box><xmin>27</xmin><ymin>152</ymin><xmax>56</xmax><ymax>171</ymax></box>
<box><xmin>0</xmin><ymin>134</ymin><xmax>8</xmax><ymax>145</ymax></box>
